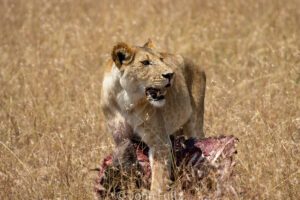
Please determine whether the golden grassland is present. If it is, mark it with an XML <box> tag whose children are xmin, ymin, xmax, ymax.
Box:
<box><xmin>0</xmin><ymin>0</ymin><xmax>299</xmax><ymax>199</ymax></box>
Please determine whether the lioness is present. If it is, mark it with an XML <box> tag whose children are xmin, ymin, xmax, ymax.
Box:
<box><xmin>100</xmin><ymin>40</ymin><xmax>206</xmax><ymax>195</ymax></box>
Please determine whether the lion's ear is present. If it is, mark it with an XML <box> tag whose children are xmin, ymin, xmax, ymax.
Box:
<box><xmin>112</xmin><ymin>42</ymin><xmax>135</xmax><ymax>68</ymax></box>
<box><xmin>143</xmin><ymin>39</ymin><xmax>155</xmax><ymax>49</ymax></box>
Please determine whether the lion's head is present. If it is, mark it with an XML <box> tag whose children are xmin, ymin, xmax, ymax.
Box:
<box><xmin>111</xmin><ymin>40</ymin><xmax>175</xmax><ymax>107</ymax></box>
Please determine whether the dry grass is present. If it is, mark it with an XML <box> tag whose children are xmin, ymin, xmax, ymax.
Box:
<box><xmin>0</xmin><ymin>0</ymin><xmax>299</xmax><ymax>199</ymax></box>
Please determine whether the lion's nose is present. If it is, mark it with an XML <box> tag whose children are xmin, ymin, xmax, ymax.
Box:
<box><xmin>162</xmin><ymin>72</ymin><xmax>174</xmax><ymax>80</ymax></box>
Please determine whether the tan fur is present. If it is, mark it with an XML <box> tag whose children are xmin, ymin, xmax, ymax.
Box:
<box><xmin>100</xmin><ymin>41</ymin><xmax>206</xmax><ymax>195</ymax></box>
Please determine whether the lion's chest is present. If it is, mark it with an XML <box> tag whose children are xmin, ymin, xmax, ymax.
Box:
<box><xmin>119</xmin><ymin>92</ymin><xmax>192</xmax><ymax>136</ymax></box>
<box><xmin>161</xmin><ymin>94</ymin><xmax>192</xmax><ymax>134</ymax></box>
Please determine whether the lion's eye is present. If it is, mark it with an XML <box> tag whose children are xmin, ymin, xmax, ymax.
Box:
<box><xmin>140</xmin><ymin>60</ymin><xmax>151</xmax><ymax>66</ymax></box>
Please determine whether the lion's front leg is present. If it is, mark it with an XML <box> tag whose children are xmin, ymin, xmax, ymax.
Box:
<box><xmin>149</xmin><ymin>142</ymin><xmax>173</xmax><ymax>195</ymax></box>
<box><xmin>137</xmin><ymin>126</ymin><xmax>173</xmax><ymax>198</ymax></box>
<box><xmin>105</xmin><ymin>113</ymin><xmax>133</xmax><ymax>145</ymax></box>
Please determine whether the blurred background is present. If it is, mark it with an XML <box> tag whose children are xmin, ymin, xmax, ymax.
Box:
<box><xmin>0</xmin><ymin>0</ymin><xmax>299</xmax><ymax>199</ymax></box>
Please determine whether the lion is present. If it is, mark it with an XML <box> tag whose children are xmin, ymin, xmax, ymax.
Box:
<box><xmin>100</xmin><ymin>40</ymin><xmax>206</xmax><ymax>196</ymax></box>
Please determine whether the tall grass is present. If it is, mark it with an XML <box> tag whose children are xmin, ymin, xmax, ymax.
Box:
<box><xmin>0</xmin><ymin>0</ymin><xmax>299</xmax><ymax>199</ymax></box>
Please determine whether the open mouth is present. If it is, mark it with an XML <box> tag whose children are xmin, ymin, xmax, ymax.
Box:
<box><xmin>145</xmin><ymin>87</ymin><xmax>166</xmax><ymax>102</ymax></box>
